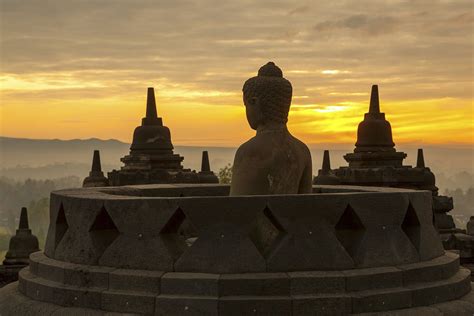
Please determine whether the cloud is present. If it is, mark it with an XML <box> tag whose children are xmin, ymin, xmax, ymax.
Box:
<box><xmin>0</xmin><ymin>0</ymin><xmax>472</xmax><ymax>144</ymax></box>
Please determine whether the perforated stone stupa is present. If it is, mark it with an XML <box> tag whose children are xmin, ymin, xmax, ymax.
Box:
<box><xmin>0</xmin><ymin>207</ymin><xmax>39</xmax><ymax>287</ymax></box>
<box><xmin>107</xmin><ymin>88</ymin><xmax>218</xmax><ymax>186</ymax></box>
<box><xmin>314</xmin><ymin>85</ymin><xmax>474</xmax><ymax>280</ymax></box>
<box><xmin>83</xmin><ymin>150</ymin><xmax>109</xmax><ymax>187</ymax></box>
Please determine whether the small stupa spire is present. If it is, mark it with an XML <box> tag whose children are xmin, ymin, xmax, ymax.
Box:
<box><xmin>201</xmin><ymin>151</ymin><xmax>211</xmax><ymax>172</ymax></box>
<box><xmin>19</xmin><ymin>207</ymin><xmax>29</xmax><ymax>230</ymax></box>
<box><xmin>322</xmin><ymin>150</ymin><xmax>331</xmax><ymax>172</ymax></box>
<box><xmin>146</xmin><ymin>87</ymin><xmax>158</xmax><ymax>118</ymax></box>
<box><xmin>416</xmin><ymin>148</ymin><xmax>425</xmax><ymax>168</ymax></box>
<box><xmin>369</xmin><ymin>85</ymin><xmax>380</xmax><ymax>114</ymax></box>
<box><xmin>91</xmin><ymin>150</ymin><xmax>102</xmax><ymax>172</ymax></box>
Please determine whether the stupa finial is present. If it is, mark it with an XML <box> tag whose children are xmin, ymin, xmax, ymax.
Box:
<box><xmin>19</xmin><ymin>207</ymin><xmax>29</xmax><ymax>230</ymax></box>
<box><xmin>146</xmin><ymin>87</ymin><xmax>158</xmax><ymax>119</ymax></box>
<box><xmin>91</xmin><ymin>150</ymin><xmax>102</xmax><ymax>173</ymax></box>
<box><xmin>322</xmin><ymin>150</ymin><xmax>331</xmax><ymax>172</ymax></box>
<box><xmin>201</xmin><ymin>151</ymin><xmax>211</xmax><ymax>173</ymax></box>
<box><xmin>141</xmin><ymin>87</ymin><xmax>162</xmax><ymax>126</ymax></box>
<box><xmin>369</xmin><ymin>85</ymin><xmax>380</xmax><ymax>114</ymax></box>
<box><xmin>417</xmin><ymin>148</ymin><xmax>425</xmax><ymax>168</ymax></box>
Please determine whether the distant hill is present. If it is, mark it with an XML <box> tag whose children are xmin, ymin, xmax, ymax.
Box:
<box><xmin>0</xmin><ymin>136</ymin><xmax>238</xmax><ymax>180</ymax></box>
<box><xmin>0</xmin><ymin>136</ymin><xmax>472</xmax><ymax>193</ymax></box>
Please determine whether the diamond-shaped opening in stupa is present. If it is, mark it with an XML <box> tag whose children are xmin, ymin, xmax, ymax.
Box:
<box><xmin>55</xmin><ymin>203</ymin><xmax>69</xmax><ymax>249</ymax></box>
<box><xmin>89</xmin><ymin>206</ymin><xmax>120</xmax><ymax>253</ymax></box>
<box><xmin>402</xmin><ymin>202</ymin><xmax>421</xmax><ymax>252</ymax></box>
<box><xmin>335</xmin><ymin>204</ymin><xmax>366</xmax><ymax>259</ymax></box>
<box><xmin>248</xmin><ymin>206</ymin><xmax>286</xmax><ymax>258</ymax></box>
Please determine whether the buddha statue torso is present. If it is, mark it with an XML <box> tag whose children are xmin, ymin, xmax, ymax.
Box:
<box><xmin>230</xmin><ymin>62</ymin><xmax>312</xmax><ymax>195</ymax></box>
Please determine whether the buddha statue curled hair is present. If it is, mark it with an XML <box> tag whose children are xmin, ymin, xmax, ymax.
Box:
<box><xmin>242</xmin><ymin>62</ymin><xmax>293</xmax><ymax>124</ymax></box>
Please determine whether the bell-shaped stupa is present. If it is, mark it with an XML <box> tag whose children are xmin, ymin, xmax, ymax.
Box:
<box><xmin>83</xmin><ymin>150</ymin><xmax>109</xmax><ymax>187</ymax></box>
<box><xmin>108</xmin><ymin>87</ymin><xmax>216</xmax><ymax>185</ymax></box>
<box><xmin>3</xmin><ymin>207</ymin><xmax>39</xmax><ymax>266</ymax></box>
<box><xmin>313</xmin><ymin>150</ymin><xmax>340</xmax><ymax>185</ymax></box>
<box><xmin>344</xmin><ymin>85</ymin><xmax>407</xmax><ymax>167</ymax></box>
<box><xmin>197</xmin><ymin>151</ymin><xmax>219</xmax><ymax>183</ymax></box>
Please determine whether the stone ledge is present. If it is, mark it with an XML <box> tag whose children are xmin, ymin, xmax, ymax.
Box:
<box><xmin>2</xmin><ymin>280</ymin><xmax>474</xmax><ymax>315</ymax></box>
<box><xmin>17</xmin><ymin>263</ymin><xmax>473</xmax><ymax>315</ymax></box>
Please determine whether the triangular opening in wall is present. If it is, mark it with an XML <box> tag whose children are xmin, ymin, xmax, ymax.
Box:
<box><xmin>89</xmin><ymin>206</ymin><xmax>119</xmax><ymax>253</ymax></box>
<box><xmin>402</xmin><ymin>202</ymin><xmax>421</xmax><ymax>252</ymax></box>
<box><xmin>55</xmin><ymin>203</ymin><xmax>69</xmax><ymax>249</ymax></box>
<box><xmin>248</xmin><ymin>206</ymin><xmax>286</xmax><ymax>258</ymax></box>
<box><xmin>335</xmin><ymin>204</ymin><xmax>366</xmax><ymax>259</ymax></box>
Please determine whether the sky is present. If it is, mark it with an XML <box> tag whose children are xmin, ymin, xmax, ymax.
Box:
<box><xmin>0</xmin><ymin>0</ymin><xmax>473</xmax><ymax>147</ymax></box>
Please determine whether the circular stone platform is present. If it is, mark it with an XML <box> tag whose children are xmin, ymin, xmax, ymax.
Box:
<box><xmin>0</xmin><ymin>184</ymin><xmax>473</xmax><ymax>315</ymax></box>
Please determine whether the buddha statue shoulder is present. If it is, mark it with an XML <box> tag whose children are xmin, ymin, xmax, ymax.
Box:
<box><xmin>230</xmin><ymin>62</ymin><xmax>313</xmax><ymax>195</ymax></box>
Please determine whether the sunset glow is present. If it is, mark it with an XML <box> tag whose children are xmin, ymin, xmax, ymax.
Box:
<box><xmin>1</xmin><ymin>0</ymin><xmax>472</xmax><ymax>147</ymax></box>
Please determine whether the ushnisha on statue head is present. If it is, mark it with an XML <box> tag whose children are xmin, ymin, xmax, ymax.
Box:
<box><xmin>242</xmin><ymin>62</ymin><xmax>293</xmax><ymax>130</ymax></box>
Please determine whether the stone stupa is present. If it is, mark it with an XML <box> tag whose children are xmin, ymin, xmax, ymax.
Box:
<box><xmin>108</xmin><ymin>88</ymin><xmax>218</xmax><ymax>185</ymax></box>
<box><xmin>0</xmin><ymin>207</ymin><xmax>39</xmax><ymax>287</ymax></box>
<box><xmin>83</xmin><ymin>150</ymin><xmax>109</xmax><ymax>187</ymax></box>
<box><xmin>314</xmin><ymin>85</ymin><xmax>474</xmax><ymax>280</ymax></box>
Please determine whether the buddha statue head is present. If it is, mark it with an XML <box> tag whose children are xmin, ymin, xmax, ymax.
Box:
<box><xmin>242</xmin><ymin>62</ymin><xmax>293</xmax><ymax>130</ymax></box>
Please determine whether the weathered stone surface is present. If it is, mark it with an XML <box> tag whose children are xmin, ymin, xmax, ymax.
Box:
<box><xmin>352</xmin><ymin>287</ymin><xmax>412</xmax><ymax>313</ymax></box>
<box><xmin>108</xmin><ymin>269</ymin><xmax>163</xmax><ymax>294</ymax></box>
<box><xmin>264</xmin><ymin>194</ymin><xmax>354</xmax><ymax>271</ymax></box>
<box><xmin>409</xmin><ymin>268</ymin><xmax>471</xmax><ymax>307</ymax></box>
<box><xmin>399</xmin><ymin>253</ymin><xmax>458</xmax><ymax>284</ymax></box>
<box><xmin>63</xmin><ymin>264</ymin><xmax>114</xmax><ymax>289</ymax></box>
<box><xmin>174</xmin><ymin>198</ymin><xmax>267</xmax><ymax>273</ymax></box>
<box><xmin>161</xmin><ymin>272</ymin><xmax>219</xmax><ymax>296</ymax></box>
<box><xmin>289</xmin><ymin>271</ymin><xmax>345</xmax><ymax>295</ymax></box>
<box><xmin>219</xmin><ymin>296</ymin><xmax>291</xmax><ymax>315</ymax></box>
<box><xmin>292</xmin><ymin>294</ymin><xmax>351</xmax><ymax>315</ymax></box>
<box><xmin>219</xmin><ymin>273</ymin><xmax>289</xmax><ymax>296</ymax></box>
<box><xmin>155</xmin><ymin>295</ymin><xmax>218</xmax><ymax>315</ymax></box>
<box><xmin>343</xmin><ymin>267</ymin><xmax>402</xmax><ymax>291</ymax></box>
<box><xmin>101</xmin><ymin>290</ymin><xmax>155</xmax><ymax>314</ymax></box>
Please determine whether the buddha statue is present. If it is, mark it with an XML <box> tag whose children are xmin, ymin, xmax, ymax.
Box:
<box><xmin>230</xmin><ymin>62</ymin><xmax>312</xmax><ymax>195</ymax></box>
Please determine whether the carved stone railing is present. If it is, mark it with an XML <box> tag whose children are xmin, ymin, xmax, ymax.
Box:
<box><xmin>43</xmin><ymin>184</ymin><xmax>444</xmax><ymax>273</ymax></box>
<box><xmin>6</xmin><ymin>184</ymin><xmax>471</xmax><ymax>314</ymax></box>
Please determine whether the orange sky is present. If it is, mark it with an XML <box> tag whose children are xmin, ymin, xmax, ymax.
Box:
<box><xmin>1</xmin><ymin>1</ymin><xmax>473</xmax><ymax>147</ymax></box>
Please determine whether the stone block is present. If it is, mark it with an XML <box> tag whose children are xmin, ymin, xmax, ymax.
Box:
<box><xmin>99</xmin><ymin>234</ymin><xmax>177</xmax><ymax>271</ymax></box>
<box><xmin>399</xmin><ymin>254</ymin><xmax>457</xmax><ymax>285</ymax></box>
<box><xmin>289</xmin><ymin>271</ymin><xmax>344</xmax><ymax>295</ymax></box>
<box><xmin>174</xmin><ymin>198</ymin><xmax>268</xmax><ymax>273</ymax></box>
<box><xmin>52</xmin><ymin>285</ymin><xmax>102</xmax><ymax>309</ymax></box>
<box><xmin>25</xmin><ymin>276</ymin><xmax>55</xmax><ymax>304</ymax></box>
<box><xmin>408</xmin><ymin>268</ymin><xmax>470</xmax><ymax>307</ymax></box>
<box><xmin>343</xmin><ymin>266</ymin><xmax>402</xmax><ymax>291</ymax></box>
<box><xmin>37</xmin><ymin>257</ymin><xmax>68</xmax><ymax>284</ymax></box>
<box><xmin>28</xmin><ymin>251</ymin><xmax>45</xmax><ymax>275</ymax></box>
<box><xmin>265</xmin><ymin>195</ymin><xmax>355</xmax><ymax>272</ymax></box>
<box><xmin>219</xmin><ymin>296</ymin><xmax>291</xmax><ymax>315</ymax></box>
<box><xmin>219</xmin><ymin>273</ymin><xmax>289</xmax><ymax>296</ymax></box>
<box><xmin>155</xmin><ymin>295</ymin><xmax>218</xmax><ymax>315</ymax></box>
<box><xmin>102</xmin><ymin>290</ymin><xmax>156</xmax><ymax>314</ymax></box>
<box><xmin>109</xmin><ymin>269</ymin><xmax>163</xmax><ymax>294</ymax></box>
<box><xmin>161</xmin><ymin>272</ymin><xmax>219</xmax><ymax>296</ymax></box>
<box><xmin>292</xmin><ymin>294</ymin><xmax>351</xmax><ymax>315</ymax></box>
<box><xmin>63</xmin><ymin>264</ymin><xmax>114</xmax><ymax>289</ymax></box>
<box><xmin>351</xmin><ymin>287</ymin><xmax>412</xmax><ymax>313</ymax></box>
